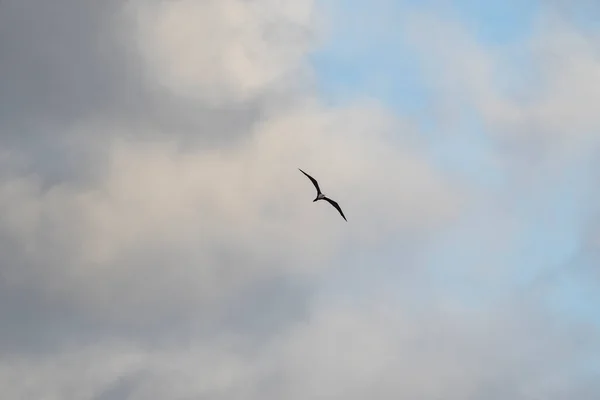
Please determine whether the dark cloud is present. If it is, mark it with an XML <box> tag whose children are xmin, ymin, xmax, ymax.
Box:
<box><xmin>0</xmin><ymin>0</ymin><xmax>129</xmax><ymax>126</ymax></box>
<box><xmin>0</xmin><ymin>0</ymin><xmax>265</xmax><ymax>189</ymax></box>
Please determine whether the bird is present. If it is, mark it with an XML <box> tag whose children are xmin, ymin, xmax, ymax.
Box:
<box><xmin>298</xmin><ymin>168</ymin><xmax>347</xmax><ymax>221</ymax></box>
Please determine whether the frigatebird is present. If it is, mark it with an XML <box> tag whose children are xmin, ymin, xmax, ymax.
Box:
<box><xmin>298</xmin><ymin>168</ymin><xmax>347</xmax><ymax>221</ymax></box>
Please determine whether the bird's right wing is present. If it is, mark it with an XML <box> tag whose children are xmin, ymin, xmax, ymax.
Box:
<box><xmin>298</xmin><ymin>168</ymin><xmax>321</xmax><ymax>194</ymax></box>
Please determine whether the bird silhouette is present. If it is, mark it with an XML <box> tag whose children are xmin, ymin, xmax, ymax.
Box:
<box><xmin>298</xmin><ymin>168</ymin><xmax>347</xmax><ymax>221</ymax></box>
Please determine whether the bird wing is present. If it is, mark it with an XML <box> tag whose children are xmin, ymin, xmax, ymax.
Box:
<box><xmin>323</xmin><ymin>197</ymin><xmax>347</xmax><ymax>221</ymax></box>
<box><xmin>298</xmin><ymin>168</ymin><xmax>321</xmax><ymax>194</ymax></box>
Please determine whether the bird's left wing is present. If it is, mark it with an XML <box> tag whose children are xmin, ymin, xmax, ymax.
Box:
<box><xmin>323</xmin><ymin>197</ymin><xmax>347</xmax><ymax>221</ymax></box>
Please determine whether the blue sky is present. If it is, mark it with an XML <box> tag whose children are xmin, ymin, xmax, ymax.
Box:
<box><xmin>311</xmin><ymin>0</ymin><xmax>600</xmax><ymax>329</ymax></box>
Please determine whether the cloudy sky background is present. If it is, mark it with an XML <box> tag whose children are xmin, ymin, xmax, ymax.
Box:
<box><xmin>0</xmin><ymin>0</ymin><xmax>599</xmax><ymax>398</ymax></box>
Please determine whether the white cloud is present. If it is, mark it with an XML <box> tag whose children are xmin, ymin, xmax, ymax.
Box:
<box><xmin>131</xmin><ymin>0</ymin><xmax>320</xmax><ymax>103</ymax></box>
<box><xmin>0</xmin><ymin>96</ymin><xmax>461</xmax><ymax>326</ymax></box>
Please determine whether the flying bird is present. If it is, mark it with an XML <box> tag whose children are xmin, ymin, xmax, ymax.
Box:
<box><xmin>298</xmin><ymin>168</ymin><xmax>347</xmax><ymax>221</ymax></box>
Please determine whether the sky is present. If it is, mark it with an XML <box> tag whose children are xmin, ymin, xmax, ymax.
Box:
<box><xmin>0</xmin><ymin>0</ymin><xmax>599</xmax><ymax>399</ymax></box>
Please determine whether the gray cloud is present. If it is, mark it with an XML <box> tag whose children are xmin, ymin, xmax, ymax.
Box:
<box><xmin>0</xmin><ymin>0</ymin><xmax>271</xmax><ymax>190</ymax></box>
<box><xmin>0</xmin><ymin>0</ymin><xmax>131</xmax><ymax>125</ymax></box>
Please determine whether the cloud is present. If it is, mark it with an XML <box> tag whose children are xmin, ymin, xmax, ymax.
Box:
<box><xmin>131</xmin><ymin>0</ymin><xmax>320</xmax><ymax>104</ymax></box>
<box><xmin>0</xmin><ymin>0</ymin><xmax>598</xmax><ymax>399</ymax></box>
<box><xmin>0</xmin><ymin>100</ymin><xmax>460</xmax><ymax>332</ymax></box>
<box><xmin>0</xmin><ymin>0</ymin><xmax>142</xmax><ymax>128</ymax></box>
<box><xmin>1</xmin><ymin>300</ymin><xmax>598</xmax><ymax>400</ymax></box>
<box><xmin>405</xmin><ymin>7</ymin><xmax>600</xmax><ymax>164</ymax></box>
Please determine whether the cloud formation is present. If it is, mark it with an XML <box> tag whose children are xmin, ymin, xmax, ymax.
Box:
<box><xmin>0</xmin><ymin>0</ymin><xmax>598</xmax><ymax>399</ymax></box>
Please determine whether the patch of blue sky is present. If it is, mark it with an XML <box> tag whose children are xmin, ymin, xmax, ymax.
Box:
<box><xmin>310</xmin><ymin>0</ymin><xmax>540</xmax><ymax>113</ymax></box>
<box><xmin>511</xmin><ymin>182</ymin><xmax>584</xmax><ymax>286</ymax></box>
<box><xmin>550</xmin><ymin>0</ymin><xmax>600</xmax><ymax>34</ymax></box>
<box><xmin>310</xmin><ymin>0</ymin><xmax>432</xmax><ymax>119</ymax></box>
<box><xmin>444</xmin><ymin>0</ymin><xmax>540</xmax><ymax>45</ymax></box>
<box><xmin>536</xmin><ymin>256</ymin><xmax>600</xmax><ymax>336</ymax></box>
<box><xmin>534</xmin><ymin>237</ymin><xmax>600</xmax><ymax>327</ymax></box>
<box><xmin>426</xmin><ymin>110</ymin><xmax>507</xmax><ymax>190</ymax></box>
<box><xmin>310</xmin><ymin>44</ymin><xmax>432</xmax><ymax>119</ymax></box>
<box><xmin>420</xmin><ymin>154</ymin><xmax>591</xmax><ymax>310</ymax></box>
<box><xmin>523</xmin><ymin>157</ymin><xmax>599</xmax><ymax>325</ymax></box>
